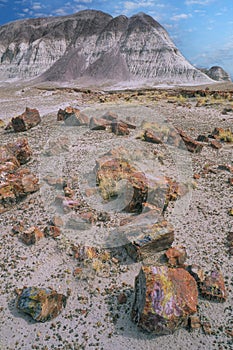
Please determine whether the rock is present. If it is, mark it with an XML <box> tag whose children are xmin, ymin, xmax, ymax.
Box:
<box><xmin>71</xmin><ymin>244</ymin><xmax>98</xmax><ymax>261</ymax></box>
<box><xmin>96</xmin><ymin>154</ymin><xmax>148</xmax><ymax>213</ymax></box>
<box><xmin>165</xmin><ymin>246</ymin><xmax>187</xmax><ymax>267</ymax></box>
<box><xmin>222</xmin><ymin>105</ymin><xmax>233</xmax><ymax>115</ymax></box>
<box><xmin>43</xmin><ymin>176</ymin><xmax>66</xmax><ymax>189</ymax></box>
<box><xmin>0</xmin><ymin>168</ymin><xmax>39</xmax><ymax>213</ymax></box>
<box><xmin>44</xmin><ymin>225</ymin><xmax>61</xmax><ymax>238</ymax></box>
<box><xmin>188</xmin><ymin>315</ymin><xmax>201</xmax><ymax>331</ymax></box>
<box><xmin>176</xmin><ymin>128</ymin><xmax>203</xmax><ymax>153</ymax></box>
<box><xmin>228</xmin><ymin>178</ymin><xmax>233</xmax><ymax>186</ymax></box>
<box><xmin>43</xmin><ymin>137</ymin><xmax>70</xmax><ymax>156</ymax></box>
<box><xmin>199</xmin><ymin>269</ymin><xmax>227</xmax><ymax>302</ymax></box>
<box><xmin>89</xmin><ymin>116</ymin><xmax>110</xmax><ymax>130</ymax></box>
<box><xmin>54</xmin><ymin>195</ymin><xmax>81</xmax><ymax>213</ymax></box>
<box><xmin>186</xmin><ymin>265</ymin><xmax>205</xmax><ymax>283</ymax></box>
<box><xmin>0</xmin><ymin>119</ymin><xmax>5</xmax><ymax>128</ymax></box>
<box><xmin>210</xmin><ymin>127</ymin><xmax>233</xmax><ymax>142</ymax></box>
<box><xmin>143</xmin><ymin>129</ymin><xmax>163</xmax><ymax>144</ymax></box>
<box><xmin>227</xmin><ymin>232</ymin><xmax>233</xmax><ymax>255</ymax></box>
<box><xmin>7</xmin><ymin>138</ymin><xmax>32</xmax><ymax>164</ymax></box>
<box><xmin>117</xmin><ymin>293</ymin><xmax>127</xmax><ymax>304</ymax></box>
<box><xmin>196</xmin><ymin>135</ymin><xmax>209</xmax><ymax>142</ymax></box>
<box><xmin>218</xmin><ymin>164</ymin><xmax>233</xmax><ymax>173</ymax></box>
<box><xmin>16</xmin><ymin>286</ymin><xmax>67</xmax><ymax>322</ymax></box>
<box><xmin>123</xmin><ymin>214</ymin><xmax>174</xmax><ymax>262</ymax></box>
<box><xmin>131</xmin><ymin>266</ymin><xmax>198</xmax><ymax>334</ymax></box>
<box><xmin>101</xmin><ymin>111</ymin><xmax>118</xmax><ymax>121</ymax></box>
<box><xmin>58</xmin><ymin>106</ymin><xmax>89</xmax><ymax>126</ymax></box>
<box><xmin>204</xmin><ymin>66</ymin><xmax>231</xmax><ymax>82</ymax></box>
<box><xmin>229</xmin><ymin>208</ymin><xmax>233</xmax><ymax>216</ymax></box>
<box><xmin>201</xmin><ymin>319</ymin><xmax>213</xmax><ymax>335</ymax></box>
<box><xmin>111</xmin><ymin>121</ymin><xmax>130</xmax><ymax>136</ymax></box>
<box><xmin>210</xmin><ymin>139</ymin><xmax>222</xmax><ymax>149</ymax></box>
<box><xmin>0</xmin><ymin>145</ymin><xmax>20</xmax><ymax>170</ymax></box>
<box><xmin>11</xmin><ymin>107</ymin><xmax>41</xmax><ymax>132</ymax></box>
<box><xmin>96</xmin><ymin>150</ymin><xmax>188</xmax><ymax>215</ymax></box>
<box><xmin>20</xmin><ymin>226</ymin><xmax>44</xmax><ymax>245</ymax></box>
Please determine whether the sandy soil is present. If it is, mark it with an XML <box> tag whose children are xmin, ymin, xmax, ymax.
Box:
<box><xmin>0</xmin><ymin>82</ymin><xmax>232</xmax><ymax>350</ymax></box>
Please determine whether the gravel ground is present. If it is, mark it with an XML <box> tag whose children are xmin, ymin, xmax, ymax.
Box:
<box><xmin>0</xmin><ymin>83</ymin><xmax>232</xmax><ymax>350</ymax></box>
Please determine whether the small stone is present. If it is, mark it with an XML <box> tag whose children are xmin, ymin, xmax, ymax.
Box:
<box><xmin>117</xmin><ymin>293</ymin><xmax>127</xmax><ymax>304</ymax></box>
<box><xmin>44</xmin><ymin>225</ymin><xmax>61</xmax><ymax>238</ymax></box>
<box><xmin>210</xmin><ymin>139</ymin><xmax>222</xmax><ymax>149</ymax></box>
<box><xmin>111</xmin><ymin>121</ymin><xmax>130</xmax><ymax>136</ymax></box>
<box><xmin>0</xmin><ymin>119</ymin><xmax>5</xmax><ymax>128</ymax></box>
<box><xmin>199</xmin><ymin>269</ymin><xmax>227</xmax><ymax>302</ymax></box>
<box><xmin>20</xmin><ymin>226</ymin><xmax>44</xmax><ymax>245</ymax></box>
<box><xmin>16</xmin><ymin>286</ymin><xmax>67</xmax><ymax>322</ymax></box>
<box><xmin>188</xmin><ymin>315</ymin><xmax>201</xmax><ymax>330</ymax></box>
<box><xmin>193</xmin><ymin>173</ymin><xmax>201</xmax><ymax>179</ymax></box>
<box><xmin>89</xmin><ymin>117</ymin><xmax>109</xmax><ymax>130</ymax></box>
<box><xmin>202</xmin><ymin>320</ymin><xmax>212</xmax><ymax>335</ymax></box>
<box><xmin>196</xmin><ymin>135</ymin><xmax>209</xmax><ymax>142</ymax></box>
<box><xmin>210</xmin><ymin>127</ymin><xmax>233</xmax><ymax>142</ymax></box>
<box><xmin>176</xmin><ymin>128</ymin><xmax>203</xmax><ymax>153</ymax></box>
<box><xmin>143</xmin><ymin>129</ymin><xmax>163</xmax><ymax>144</ymax></box>
<box><xmin>165</xmin><ymin>246</ymin><xmax>187</xmax><ymax>267</ymax></box>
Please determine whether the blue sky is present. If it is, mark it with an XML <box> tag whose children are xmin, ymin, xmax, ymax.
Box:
<box><xmin>0</xmin><ymin>0</ymin><xmax>233</xmax><ymax>78</ymax></box>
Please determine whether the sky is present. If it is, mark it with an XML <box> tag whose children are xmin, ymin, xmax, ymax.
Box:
<box><xmin>0</xmin><ymin>0</ymin><xmax>233</xmax><ymax>79</ymax></box>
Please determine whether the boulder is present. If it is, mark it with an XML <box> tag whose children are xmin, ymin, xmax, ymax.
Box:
<box><xmin>11</xmin><ymin>107</ymin><xmax>41</xmax><ymax>132</ymax></box>
<box><xmin>132</xmin><ymin>265</ymin><xmax>198</xmax><ymax>334</ymax></box>
<box><xmin>57</xmin><ymin>106</ymin><xmax>89</xmax><ymax>126</ymax></box>
<box><xmin>16</xmin><ymin>286</ymin><xmax>68</xmax><ymax>322</ymax></box>
<box><xmin>124</xmin><ymin>215</ymin><xmax>174</xmax><ymax>262</ymax></box>
<box><xmin>96</xmin><ymin>150</ymin><xmax>188</xmax><ymax>214</ymax></box>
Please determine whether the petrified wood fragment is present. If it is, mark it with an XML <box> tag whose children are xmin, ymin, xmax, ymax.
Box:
<box><xmin>132</xmin><ymin>266</ymin><xmax>198</xmax><ymax>334</ymax></box>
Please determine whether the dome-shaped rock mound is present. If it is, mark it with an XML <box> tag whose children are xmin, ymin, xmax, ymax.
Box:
<box><xmin>206</xmin><ymin>66</ymin><xmax>231</xmax><ymax>82</ymax></box>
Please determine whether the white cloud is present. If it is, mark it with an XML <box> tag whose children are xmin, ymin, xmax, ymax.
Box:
<box><xmin>123</xmin><ymin>1</ymin><xmax>154</xmax><ymax>12</ymax></box>
<box><xmin>53</xmin><ymin>8</ymin><xmax>68</xmax><ymax>16</ymax></box>
<box><xmin>74</xmin><ymin>0</ymin><xmax>93</xmax><ymax>3</ymax></box>
<box><xmin>185</xmin><ymin>0</ymin><xmax>215</xmax><ymax>5</ymax></box>
<box><xmin>171</xmin><ymin>13</ymin><xmax>192</xmax><ymax>21</ymax></box>
<box><xmin>31</xmin><ymin>2</ymin><xmax>43</xmax><ymax>11</ymax></box>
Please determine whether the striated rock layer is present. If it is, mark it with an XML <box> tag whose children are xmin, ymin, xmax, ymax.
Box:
<box><xmin>0</xmin><ymin>10</ymin><xmax>213</xmax><ymax>85</ymax></box>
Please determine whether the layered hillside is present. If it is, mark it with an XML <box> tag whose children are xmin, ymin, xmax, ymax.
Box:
<box><xmin>0</xmin><ymin>10</ymin><xmax>213</xmax><ymax>84</ymax></box>
<box><xmin>201</xmin><ymin>66</ymin><xmax>231</xmax><ymax>82</ymax></box>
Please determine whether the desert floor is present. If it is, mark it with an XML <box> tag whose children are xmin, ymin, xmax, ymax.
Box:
<box><xmin>0</xmin><ymin>81</ymin><xmax>232</xmax><ymax>350</ymax></box>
